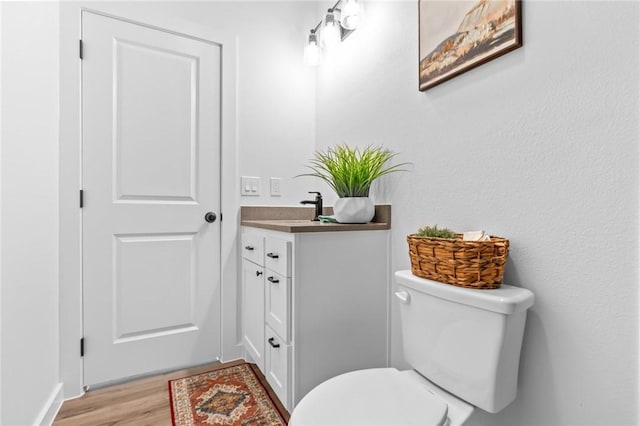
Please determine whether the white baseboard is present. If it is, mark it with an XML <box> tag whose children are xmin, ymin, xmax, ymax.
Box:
<box><xmin>221</xmin><ymin>343</ymin><xmax>243</xmax><ymax>363</ymax></box>
<box><xmin>33</xmin><ymin>383</ymin><xmax>63</xmax><ymax>426</ymax></box>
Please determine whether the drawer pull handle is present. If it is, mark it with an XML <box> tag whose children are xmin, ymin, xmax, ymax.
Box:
<box><xmin>267</xmin><ymin>276</ymin><xmax>280</xmax><ymax>284</ymax></box>
<box><xmin>266</xmin><ymin>252</ymin><xmax>279</xmax><ymax>259</ymax></box>
<box><xmin>268</xmin><ymin>337</ymin><xmax>280</xmax><ymax>348</ymax></box>
<box><xmin>256</xmin><ymin>270</ymin><xmax>263</xmax><ymax>277</ymax></box>
<box><xmin>244</xmin><ymin>245</ymin><xmax>255</xmax><ymax>251</ymax></box>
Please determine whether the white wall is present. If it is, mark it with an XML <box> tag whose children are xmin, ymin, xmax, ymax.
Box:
<box><xmin>315</xmin><ymin>1</ymin><xmax>639</xmax><ymax>425</ymax></box>
<box><xmin>0</xmin><ymin>3</ymin><xmax>4</xmax><ymax>422</ymax></box>
<box><xmin>165</xmin><ymin>2</ymin><xmax>318</xmax><ymax>206</ymax></box>
<box><xmin>1</xmin><ymin>2</ymin><xmax>63</xmax><ymax>424</ymax></box>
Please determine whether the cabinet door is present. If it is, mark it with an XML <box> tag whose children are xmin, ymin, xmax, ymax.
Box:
<box><xmin>265</xmin><ymin>271</ymin><xmax>290</xmax><ymax>342</ymax></box>
<box><xmin>242</xmin><ymin>259</ymin><xmax>265</xmax><ymax>372</ymax></box>
<box><xmin>265</xmin><ymin>325</ymin><xmax>290</xmax><ymax>409</ymax></box>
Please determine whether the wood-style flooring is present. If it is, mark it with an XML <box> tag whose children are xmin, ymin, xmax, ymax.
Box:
<box><xmin>53</xmin><ymin>359</ymin><xmax>288</xmax><ymax>426</ymax></box>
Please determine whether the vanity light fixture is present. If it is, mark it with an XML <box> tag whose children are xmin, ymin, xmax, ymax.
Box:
<box><xmin>304</xmin><ymin>0</ymin><xmax>362</xmax><ymax>66</ymax></box>
<box><xmin>340</xmin><ymin>0</ymin><xmax>362</xmax><ymax>30</ymax></box>
<box><xmin>321</xmin><ymin>9</ymin><xmax>341</xmax><ymax>50</ymax></box>
<box><xmin>304</xmin><ymin>30</ymin><xmax>322</xmax><ymax>66</ymax></box>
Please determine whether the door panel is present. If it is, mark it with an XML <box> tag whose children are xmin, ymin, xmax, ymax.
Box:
<box><xmin>82</xmin><ymin>11</ymin><xmax>221</xmax><ymax>385</ymax></box>
<box><xmin>113</xmin><ymin>233</ymin><xmax>196</xmax><ymax>341</ymax></box>
<box><xmin>114</xmin><ymin>39</ymin><xmax>198</xmax><ymax>202</ymax></box>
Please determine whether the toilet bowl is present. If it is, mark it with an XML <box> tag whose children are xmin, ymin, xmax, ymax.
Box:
<box><xmin>289</xmin><ymin>368</ymin><xmax>473</xmax><ymax>426</ymax></box>
<box><xmin>289</xmin><ymin>270</ymin><xmax>535</xmax><ymax>426</ymax></box>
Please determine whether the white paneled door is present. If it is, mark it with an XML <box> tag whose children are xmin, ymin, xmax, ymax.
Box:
<box><xmin>82</xmin><ymin>12</ymin><xmax>221</xmax><ymax>386</ymax></box>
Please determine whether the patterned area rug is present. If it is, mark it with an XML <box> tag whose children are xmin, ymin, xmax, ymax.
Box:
<box><xmin>169</xmin><ymin>362</ymin><xmax>288</xmax><ymax>426</ymax></box>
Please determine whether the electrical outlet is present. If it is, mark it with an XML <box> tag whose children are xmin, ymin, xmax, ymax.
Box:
<box><xmin>270</xmin><ymin>177</ymin><xmax>282</xmax><ymax>197</ymax></box>
<box><xmin>241</xmin><ymin>176</ymin><xmax>260</xmax><ymax>196</ymax></box>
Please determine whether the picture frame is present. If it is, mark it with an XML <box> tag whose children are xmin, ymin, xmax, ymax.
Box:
<box><xmin>418</xmin><ymin>0</ymin><xmax>522</xmax><ymax>91</ymax></box>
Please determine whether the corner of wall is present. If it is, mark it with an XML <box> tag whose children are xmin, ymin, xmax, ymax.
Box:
<box><xmin>33</xmin><ymin>383</ymin><xmax>64</xmax><ymax>426</ymax></box>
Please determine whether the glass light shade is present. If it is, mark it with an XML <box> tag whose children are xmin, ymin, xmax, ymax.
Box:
<box><xmin>304</xmin><ymin>33</ymin><xmax>321</xmax><ymax>66</ymax></box>
<box><xmin>340</xmin><ymin>0</ymin><xmax>361</xmax><ymax>30</ymax></box>
<box><xmin>321</xmin><ymin>11</ymin><xmax>341</xmax><ymax>50</ymax></box>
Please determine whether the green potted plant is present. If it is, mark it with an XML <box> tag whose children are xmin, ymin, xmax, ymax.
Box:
<box><xmin>298</xmin><ymin>144</ymin><xmax>408</xmax><ymax>223</ymax></box>
<box><xmin>413</xmin><ymin>225</ymin><xmax>457</xmax><ymax>239</ymax></box>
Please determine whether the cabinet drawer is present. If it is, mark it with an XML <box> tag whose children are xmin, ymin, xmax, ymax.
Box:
<box><xmin>241</xmin><ymin>231</ymin><xmax>264</xmax><ymax>265</ymax></box>
<box><xmin>264</xmin><ymin>236</ymin><xmax>291</xmax><ymax>277</ymax></box>
<box><xmin>265</xmin><ymin>325</ymin><xmax>290</xmax><ymax>409</ymax></box>
<box><xmin>265</xmin><ymin>271</ymin><xmax>290</xmax><ymax>342</ymax></box>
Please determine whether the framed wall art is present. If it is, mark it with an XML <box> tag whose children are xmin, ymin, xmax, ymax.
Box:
<box><xmin>418</xmin><ymin>0</ymin><xmax>522</xmax><ymax>91</ymax></box>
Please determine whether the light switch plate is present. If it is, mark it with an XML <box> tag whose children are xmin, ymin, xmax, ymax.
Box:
<box><xmin>270</xmin><ymin>177</ymin><xmax>282</xmax><ymax>197</ymax></box>
<box><xmin>241</xmin><ymin>176</ymin><xmax>260</xmax><ymax>196</ymax></box>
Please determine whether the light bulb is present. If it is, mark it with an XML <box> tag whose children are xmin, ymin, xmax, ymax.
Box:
<box><xmin>340</xmin><ymin>0</ymin><xmax>361</xmax><ymax>30</ymax></box>
<box><xmin>321</xmin><ymin>10</ymin><xmax>341</xmax><ymax>50</ymax></box>
<box><xmin>304</xmin><ymin>32</ymin><xmax>321</xmax><ymax>66</ymax></box>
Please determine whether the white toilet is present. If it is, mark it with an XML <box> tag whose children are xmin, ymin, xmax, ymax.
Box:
<box><xmin>289</xmin><ymin>270</ymin><xmax>535</xmax><ymax>426</ymax></box>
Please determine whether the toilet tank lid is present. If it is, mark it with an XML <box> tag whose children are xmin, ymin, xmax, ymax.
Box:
<box><xmin>395</xmin><ymin>270</ymin><xmax>534</xmax><ymax>314</ymax></box>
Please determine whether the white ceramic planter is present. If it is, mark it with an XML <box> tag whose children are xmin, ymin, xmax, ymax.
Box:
<box><xmin>333</xmin><ymin>197</ymin><xmax>375</xmax><ymax>224</ymax></box>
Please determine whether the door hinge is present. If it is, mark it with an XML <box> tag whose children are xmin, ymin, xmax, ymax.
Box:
<box><xmin>80</xmin><ymin>337</ymin><xmax>85</xmax><ymax>357</ymax></box>
<box><xmin>79</xmin><ymin>40</ymin><xmax>83</xmax><ymax>60</ymax></box>
<box><xmin>79</xmin><ymin>189</ymin><xmax>84</xmax><ymax>208</ymax></box>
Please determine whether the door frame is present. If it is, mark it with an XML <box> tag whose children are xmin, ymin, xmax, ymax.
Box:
<box><xmin>59</xmin><ymin>6</ymin><xmax>241</xmax><ymax>399</ymax></box>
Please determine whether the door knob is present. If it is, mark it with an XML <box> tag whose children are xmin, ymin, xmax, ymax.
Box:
<box><xmin>204</xmin><ymin>212</ymin><xmax>217</xmax><ymax>223</ymax></box>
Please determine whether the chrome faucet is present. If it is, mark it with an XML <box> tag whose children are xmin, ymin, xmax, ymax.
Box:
<box><xmin>300</xmin><ymin>191</ymin><xmax>323</xmax><ymax>221</ymax></box>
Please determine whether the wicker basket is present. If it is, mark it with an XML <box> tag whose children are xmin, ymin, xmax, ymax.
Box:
<box><xmin>407</xmin><ymin>234</ymin><xmax>509</xmax><ymax>289</ymax></box>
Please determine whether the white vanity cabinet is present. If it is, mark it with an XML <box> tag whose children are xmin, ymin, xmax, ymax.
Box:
<box><xmin>241</xmin><ymin>225</ymin><xmax>390</xmax><ymax>411</ymax></box>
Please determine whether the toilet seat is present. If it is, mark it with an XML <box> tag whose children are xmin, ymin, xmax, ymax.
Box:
<box><xmin>289</xmin><ymin>368</ymin><xmax>451</xmax><ymax>426</ymax></box>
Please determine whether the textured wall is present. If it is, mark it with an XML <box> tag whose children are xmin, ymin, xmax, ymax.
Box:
<box><xmin>314</xmin><ymin>1</ymin><xmax>639</xmax><ymax>425</ymax></box>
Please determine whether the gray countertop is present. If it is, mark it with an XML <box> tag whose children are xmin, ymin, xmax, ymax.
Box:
<box><xmin>240</xmin><ymin>205</ymin><xmax>391</xmax><ymax>233</ymax></box>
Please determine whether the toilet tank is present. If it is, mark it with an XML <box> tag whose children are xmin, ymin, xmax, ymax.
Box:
<box><xmin>394</xmin><ymin>270</ymin><xmax>534</xmax><ymax>413</ymax></box>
